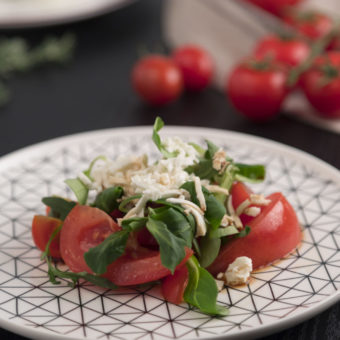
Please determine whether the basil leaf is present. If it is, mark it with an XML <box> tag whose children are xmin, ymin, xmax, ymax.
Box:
<box><xmin>150</xmin><ymin>206</ymin><xmax>193</xmax><ymax>247</ymax></box>
<box><xmin>152</xmin><ymin>117</ymin><xmax>178</xmax><ymax>158</ymax></box>
<box><xmin>65</xmin><ymin>178</ymin><xmax>88</xmax><ymax>205</ymax></box>
<box><xmin>209</xmin><ymin>226</ymin><xmax>239</xmax><ymax>239</ymax></box>
<box><xmin>198</xmin><ymin>236</ymin><xmax>221</xmax><ymax>268</ymax></box>
<box><xmin>93</xmin><ymin>186</ymin><xmax>124</xmax><ymax>214</ymax></box>
<box><xmin>42</xmin><ymin>196</ymin><xmax>76</xmax><ymax>221</ymax></box>
<box><xmin>146</xmin><ymin>217</ymin><xmax>186</xmax><ymax>274</ymax></box>
<box><xmin>184</xmin><ymin>257</ymin><xmax>229</xmax><ymax>316</ymax></box>
<box><xmin>181</xmin><ymin>182</ymin><xmax>226</xmax><ymax>230</ymax></box>
<box><xmin>84</xmin><ymin>230</ymin><xmax>130</xmax><ymax>275</ymax></box>
<box><xmin>235</xmin><ymin>163</ymin><xmax>265</xmax><ymax>183</ymax></box>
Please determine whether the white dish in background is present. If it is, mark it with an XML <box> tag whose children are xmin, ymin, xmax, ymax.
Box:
<box><xmin>0</xmin><ymin>0</ymin><xmax>135</xmax><ymax>28</ymax></box>
<box><xmin>0</xmin><ymin>126</ymin><xmax>339</xmax><ymax>340</ymax></box>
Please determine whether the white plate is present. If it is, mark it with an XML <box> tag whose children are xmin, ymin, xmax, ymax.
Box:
<box><xmin>0</xmin><ymin>0</ymin><xmax>135</xmax><ymax>29</ymax></box>
<box><xmin>0</xmin><ymin>126</ymin><xmax>339</xmax><ymax>340</ymax></box>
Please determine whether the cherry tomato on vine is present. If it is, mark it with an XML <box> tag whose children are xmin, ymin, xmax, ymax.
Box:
<box><xmin>282</xmin><ymin>10</ymin><xmax>333</xmax><ymax>41</ymax></box>
<box><xmin>244</xmin><ymin>0</ymin><xmax>304</xmax><ymax>16</ymax></box>
<box><xmin>300</xmin><ymin>52</ymin><xmax>340</xmax><ymax>118</ymax></box>
<box><xmin>254</xmin><ymin>35</ymin><xmax>311</xmax><ymax>67</ymax></box>
<box><xmin>226</xmin><ymin>58</ymin><xmax>289</xmax><ymax>121</ymax></box>
<box><xmin>131</xmin><ymin>55</ymin><xmax>183</xmax><ymax>106</ymax></box>
<box><xmin>172</xmin><ymin>45</ymin><xmax>214</xmax><ymax>91</ymax></box>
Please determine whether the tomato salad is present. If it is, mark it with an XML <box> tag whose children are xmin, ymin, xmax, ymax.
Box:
<box><xmin>32</xmin><ymin>117</ymin><xmax>301</xmax><ymax>316</ymax></box>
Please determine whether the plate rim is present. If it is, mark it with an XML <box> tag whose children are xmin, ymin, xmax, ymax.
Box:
<box><xmin>0</xmin><ymin>0</ymin><xmax>136</xmax><ymax>29</ymax></box>
<box><xmin>0</xmin><ymin>125</ymin><xmax>339</xmax><ymax>340</ymax></box>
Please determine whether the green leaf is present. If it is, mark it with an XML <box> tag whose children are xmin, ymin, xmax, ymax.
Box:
<box><xmin>83</xmin><ymin>155</ymin><xmax>107</xmax><ymax>179</ymax></box>
<box><xmin>237</xmin><ymin>225</ymin><xmax>251</xmax><ymax>238</ymax></box>
<box><xmin>146</xmin><ymin>217</ymin><xmax>186</xmax><ymax>274</ymax></box>
<box><xmin>65</xmin><ymin>178</ymin><xmax>88</xmax><ymax>205</ymax></box>
<box><xmin>198</xmin><ymin>236</ymin><xmax>221</xmax><ymax>268</ymax></box>
<box><xmin>93</xmin><ymin>186</ymin><xmax>124</xmax><ymax>214</ymax></box>
<box><xmin>42</xmin><ymin>196</ymin><xmax>76</xmax><ymax>221</ymax></box>
<box><xmin>119</xmin><ymin>194</ymin><xmax>142</xmax><ymax>213</ymax></box>
<box><xmin>184</xmin><ymin>256</ymin><xmax>229</xmax><ymax>316</ymax></box>
<box><xmin>235</xmin><ymin>163</ymin><xmax>265</xmax><ymax>183</ymax></box>
<box><xmin>209</xmin><ymin>226</ymin><xmax>239</xmax><ymax>239</ymax></box>
<box><xmin>152</xmin><ymin>117</ymin><xmax>178</xmax><ymax>158</ymax></box>
<box><xmin>121</xmin><ymin>217</ymin><xmax>148</xmax><ymax>231</ymax></box>
<box><xmin>84</xmin><ymin>230</ymin><xmax>130</xmax><ymax>275</ymax></box>
<box><xmin>188</xmin><ymin>142</ymin><xmax>205</xmax><ymax>156</ymax></box>
<box><xmin>205</xmin><ymin>140</ymin><xmax>219</xmax><ymax>159</ymax></box>
<box><xmin>150</xmin><ymin>206</ymin><xmax>193</xmax><ymax>247</ymax></box>
<box><xmin>181</xmin><ymin>182</ymin><xmax>226</xmax><ymax>230</ymax></box>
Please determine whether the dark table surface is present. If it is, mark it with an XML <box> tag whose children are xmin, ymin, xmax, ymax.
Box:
<box><xmin>0</xmin><ymin>0</ymin><xmax>339</xmax><ymax>339</ymax></box>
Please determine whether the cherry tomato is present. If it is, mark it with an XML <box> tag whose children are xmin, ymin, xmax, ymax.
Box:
<box><xmin>132</xmin><ymin>55</ymin><xmax>183</xmax><ymax>106</ymax></box>
<box><xmin>300</xmin><ymin>52</ymin><xmax>340</xmax><ymax>118</ymax></box>
<box><xmin>172</xmin><ymin>45</ymin><xmax>214</xmax><ymax>91</ymax></box>
<box><xmin>208</xmin><ymin>192</ymin><xmax>301</xmax><ymax>275</ymax></box>
<box><xmin>32</xmin><ymin>215</ymin><xmax>63</xmax><ymax>258</ymax></box>
<box><xmin>282</xmin><ymin>10</ymin><xmax>333</xmax><ymax>40</ymax></box>
<box><xmin>226</xmin><ymin>59</ymin><xmax>288</xmax><ymax>121</ymax></box>
<box><xmin>161</xmin><ymin>265</ymin><xmax>189</xmax><ymax>304</ymax></box>
<box><xmin>254</xmin><ymin>35</ymin><xmax>310</xmax><ymax>67</ymax></box>
<box><xmin>60</xmin><ymin>205</ymin><xmax>120</xmax><ymax>273</ymax></box>
<box><xmin>245</xmin><ymin>0</ymin><xmax>304</xmax><ymax>16</ymax></box>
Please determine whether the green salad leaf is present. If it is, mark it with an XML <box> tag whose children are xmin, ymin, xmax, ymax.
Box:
<box><xmin>235</xmin><ymin>163</ymin><xmax>266</xmax><ymax>183</ymax></box>
<box><xmin>198</xmin><ymin>236</ymin><xmax>221</xmax><ymax>268</ymax></box>
<box><xmin>93</xmin><ymin>186</ymin><xmax>124</xmax><ymax>214</ymax></box>
<box><xmin>181</xmin><ymin>181</ymin><xmax>226</xmax><ymax>230</ymax></box>
<box><xmin>42</xmin><ymin>196</ymin><xmax>76</xmax><ymax>221</ymax></box>
<box><xmin>152</xmin><ymin>117</ymin><xmax>178</xmax><ymax>158</ymax></box>
<box><xmin>65</xmin><ymin>178</ymin><xmax>88</xmax><ymax>205</ymax></box>
<box><xmin>184</xmin><ymin>256</ymin><xmax>229</xmax><ymax>316</ymax></box>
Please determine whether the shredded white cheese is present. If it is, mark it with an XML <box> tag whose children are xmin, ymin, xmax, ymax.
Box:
<box><xmin>212</xmin><ymin>148</ymin><xmax>228</xmax><ymax>172</ymax></box>
<box><xmin>194</xmin><ymin>176</ymin><xmax>206</xmax><ymax>211</ymax></box>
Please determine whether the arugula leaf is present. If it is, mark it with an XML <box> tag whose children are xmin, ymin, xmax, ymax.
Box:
<box><xmin>181</xmin><ymin>181</ymin><xmax>226</xmax><ymax>230</ymax></box>
<box><xmin>146</xmin><ymin>216</ymin><xmax>186</xmax><ymax>274</ymax></box>
<box><xmin>198</xmin><ymin>236</ymin><xmax>221</xmax><ymax>268</ymax></box>
<box><xmin>93</xmin><ymin>186</ymin><xmax>124</xmax><ymax>214</ymax></box>
<box><xmin>84</xmin><ymin>230</ymin><xmax>130</xmax><ymax>275</ymax></box>
<box><xmin>184</xmin><ymin>256</ymin><xmax>229</xmax><ymax>316</ymax></box>
<box><xmin>152</xmin><ymin>117</ymin><xmax>178</xmax><ymax>158</ymax></box>
<box><xmin>235</xmin><ymin>163</ymin><xmax>265</xmax><ymax>183</ymax></box>
<box><xmin>42</xmin><ymin>196</ymin><xmax>76</xmax><ymax>221</ymax></box>
<box><xmin>150</xmin><ymin>206</ymin><xmax>193</xmax><ymax>247</ymax></box>
<box><xmin>65</xmin><ymin>178</ymin><xmax>88</xmax><ymax>205</ymax></box>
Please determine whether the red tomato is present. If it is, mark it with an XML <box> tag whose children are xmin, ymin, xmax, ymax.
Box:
<box><xmin>282</xmin><ymin>10</ymin><xmax>333</xmax><ymax>40</ymax></box>
<box><xmin>161</xmin><ymin>265</ymin><xmax>189</xmax><ymax>304</ymax></box>
<box><xmin>300</xmin><ymin>52</ymin><xmax>340</xmax><ymax>118</ymax></box>
<box><xmin>60</xmin><ymin>205</ymin><xmax>193</xmax><ymax>286</ymax></box>
<box><xmin>131</xmin><ymin>55</ymin><xmax>183</xmax><ymax>106</ymax></box>
<box><xmin>208</xmin><ymin>192</ymin><xmax>301</xmax><ymax>275</ymax></box>
<box><xmin>32</xmin><ymin>215</ymin><xmax>63</xmax><ymax>258</ymax></box>
<box><xmin>136</xmin><ymin>227</ymin><xmax>159</xmax><ymax>249</ymax></box>
<box><xmin>254</xmin><ymin>35</ymin><xmax>310</xmax><ymax>67</ymax></box>
<box><xmin>104</xmin><ymin>247</ymin><xmax>193</xmax><ymax>286</ymax></box>
<box><xmin>172</xmin><ymin>45</ymin><xmax>214</xmax><ymax>91</ymax></box>
<box><xmin>231</xmin><ymin>182</ymin><xmax>256</xmax><ymax>225</ymax></box>
<box><xmin>245</xmin><ymin>0</ymin><xmax>303</xmax><ymax>16</ymax></box>
<box><xmin>60</xmin><ymin>205</ymin><xmax>120</xmax><ymax>273</ymax></box>
<box><xmin>226</xmin><ymin>59</ymin><xmax>288</xmax><ymax>121</ymax></box>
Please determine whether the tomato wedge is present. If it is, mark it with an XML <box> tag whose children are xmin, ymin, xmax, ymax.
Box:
<box><xmin>60</xmin><ymin>205</ymin><xmax>193</xmax><ymax>286</ymax></box>
<box><xmin>161</xmin><ymin>265</ymin><xmax>189</xmax><ymax>304</ymax></box>
<box><xmin>32</xmin><ymin>215</ymin><xmax>63</xmax><ymax>258</ymax></box>
<box><xmin>208</xmin><ymin>192</ymin><xmax>301</xmax><ymax>275</ymax></box>
<box><xmin>60</xmin><ymin>205</ymin><xmax>120</xmax><ymax>273</ymax></box>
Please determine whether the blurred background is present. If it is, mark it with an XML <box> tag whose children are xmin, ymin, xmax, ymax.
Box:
<box><xmin>0</xmin><ymin>0</ymin><xmax>339</xmax><ymax>339</ymax></box>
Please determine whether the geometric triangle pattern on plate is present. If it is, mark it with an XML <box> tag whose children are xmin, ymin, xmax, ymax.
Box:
<box><xmin>0</xmin><ymin>128</ymin><xmax>339</xmax><ymax>340</ymax></box>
